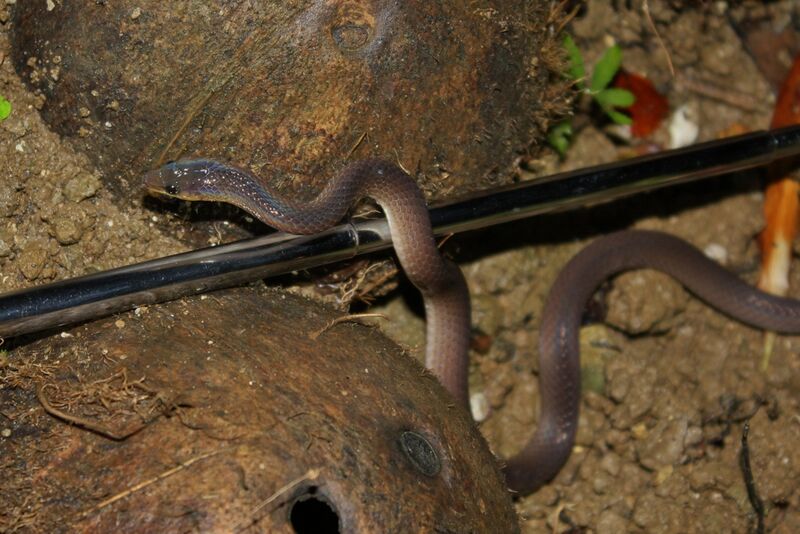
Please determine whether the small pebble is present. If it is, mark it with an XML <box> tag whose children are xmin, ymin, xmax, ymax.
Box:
<box><xmin>599</xmin><ymin>451</ymin><xmax>621</xmax><ymax>476</ymax></box>
<box><xmin>703</xmin><ymin>243</ymin><xmax>727</xmax><ymax>264</ymax></box>
<box><xmin>469</xmin><ymin>392</ymin><xmax>490</xmax><ymax>422</ymax></box>
<box><xmin>17</xmin><ymin>239</ymin><xmax>48</xmax><ymax>280</ymax></box>
<box><xmin>636</xmin><ymin>418</ymin><xmax>688</xmax><ymax>470</ymax></box>
<box><xmin>596</xmin><ymin>510</ymin><xmax>630</xmax><ymax>534</ymax></box>
<box><xmin>669</xmin><ymin>103</ymin><xmax>699</xmax><ymax>148</ymax></box>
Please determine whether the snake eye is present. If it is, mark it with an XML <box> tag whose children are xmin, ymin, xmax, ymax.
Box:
<box><xmin>165</xmin><ymin>183</ymin><xmax>180</xmax><ymax>196</ymax></box>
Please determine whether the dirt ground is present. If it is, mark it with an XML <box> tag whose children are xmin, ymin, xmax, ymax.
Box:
<box><xmin>1</xmin><ymin>2</ymin><xmax>799</xmax><ymax>533</ymax></box>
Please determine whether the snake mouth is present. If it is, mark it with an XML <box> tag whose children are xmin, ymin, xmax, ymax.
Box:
<box><xmin>143</xmin><ymin>185</ymin><xmax>175</xmax><ymax>200</ymax></box>
<box><xmin>144</xmin><ymin>189</ymin><xmax>174</xmax><ymax>200</ymax></box>
<box><xmin>142</xmin><ymin>170</ymin><xmax>183</xmax><ymax>199</ymax></box>
<box><xmin>143</xmin><ymin>181</ymin><xmax>181</xmax><ymax>201</ymax></box>
<box><xmin>143</xmin><ymin>182</ymin><xmax>204</xmax><ymax>202</ymax></box>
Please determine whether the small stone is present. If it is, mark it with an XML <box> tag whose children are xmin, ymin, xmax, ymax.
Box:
<box><xmin>654</xmin><ymin>464</ymin><xmax>673</xmax><ymax>485</ymax></box>
<box><xmin>606</xmin><ymin>364</ymin><xmax>630</xmax><ymax>403</ymax></box>
<box><xmin>605</xmin><ymin>428</ymin><xmax>629</xmax><ymax>448</ymax></box>
<box><xmin>632</xmin><ymin>493</ymin><xmax>683</xmax><ymax>531</ymax></box>
<box><xmin>574</xmin><ymin>407</ymin><xmax>602</xmax><ymax>447</ymax></box>
<box><xmin>605</xmin><ymin>270</ymin><xmax>689</xmax><ymax>335</ymax></box>
<box><xmin>592</xmin><ymin>471</ymin><xmax>614</xmax><ymax>494</ymax></box>
<box><xmin>0</xmin><ymin>226</ymin><xmax>13</xmax><ymax>258</ymax></box>
<box><xmin>626</xmin><ymin>372</ymin><xmax>657</xmax><ymax>419</ymax></box>
<box><xmin>130</xmin><ymin>7</ymin><xmax>141</xmax><ymax>19</ymax></box>
<box><xmin>48</xmin><ymin>215</ymin><xmax>79</xmax><ymax>245</ymax></box>
<box><xmin>599</xmin><ymin>451</ymin><xmax>622</xmax><ymax>476</ymax></box>
<box><xmin>683</xmin><ymin>425</ymin><xmax>703</xmax><ymax>447</ymax></box>
<box><xmin>669</xmin><ymin>103</ymin><xmax>700</xmax><ymax>149</ymax></box>
<box><xmin>469</xmin><ymin>392</ymin><xmax>489</xmax><ymax>422</ymax></box>
<box><xmin>636</xmin><ymin>418</ymin><xmax>688</xmax><ymax>471</ymax></box>
<box><xmin>18</xmin><ymin>239</ymin><xmax>49</xmax><ymax>280</ymax></box>
<box><xmin>703</xmin><ymin>242</ymin><xmax>727</xmax><ymax>265</ymax></box>
<box><xmin>46</xmin><ymin>205</ymin><xmax>94</xmax><ymax>245</ymax></box>
<box><xmin>631</xmin><ymin>422</ymin><xmax>648</xmax><ymax>440</ymax></box>
<box><xmin>0</xmin><ymin>180</ymin><xmax>19</xmax><ymax>217</ymax></box>
<box><xmin>63</xmin><ymin>172</ymin><xmax>101</xmax><ymax>202</ymax></box>
<box><xmin>654</xmin><ymin>467</ymin><xmax>689</xmax><ymax>499</ymax></box>
<box><xmin>610</xmin><ymin>365</ymin><xmax>656</xmax><ymax>429</ymax></box>
<box><xmin>619</xmin><ymin>463</ymin><xmax>649</xmax><ymax>495</ymax></box>
<box><xmin>700</xmin><ymin>460</ymin><xmax>740</xmax><ymax>492</ymax></box>
<box><xmin>596</xmin><ymin>510</ymin><xmax>630</xmax><ymax>534</ymax></box>
<box><xmin>583</xmin><ymin>390</ymin><xmax>614</xmax><ymax>414</ymax></box>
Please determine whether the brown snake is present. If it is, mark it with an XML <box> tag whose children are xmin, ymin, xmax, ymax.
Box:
<box><xmin>145</xmin><ymin>158</ymin><xmax>800</xmax><ymax>495</ymax></box>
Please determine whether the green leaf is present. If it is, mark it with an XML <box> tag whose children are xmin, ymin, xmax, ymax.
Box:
<box><xmin>547</xmin><ymin>121</ymin><xmax>573</xmax><ymax>157</ymax></box>
<box><xmin>595</xmin><ymin>87</ymin><xmax>635</xmax><ymax>108</ymax></box>
<box><xmin>590</xmin><ymin>44</ymin><xmax>622</xmax><ymax>93</ymax></box>
<box><xmin>605</xmin><ymin>109</ymin><xmax>633</xmax><ymax>126</ymax></box>
<box><xmin>0</xmin><ymin>96</ymin><xmax>10</xmax><ymax>121</ymax></box>
<box><xmin>563</xmin><ymin>34</ymin><xmax>585</xmax><ymax>88</ymax></box>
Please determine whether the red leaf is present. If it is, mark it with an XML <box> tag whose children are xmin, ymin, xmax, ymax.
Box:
<box><xmin>613</xmin><ymin>71</ymin><xmax>669</xmax><ymax>137</ymax></box>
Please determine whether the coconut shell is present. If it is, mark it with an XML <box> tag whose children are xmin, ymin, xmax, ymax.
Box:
<box><xmin>0</xmin><ymin>287</ymin><xmax>518</xmax><ymax>532</ymax></box>
<box><xmin>11</xmin><ymin>1</ymin><xmax>560</xmax><ymax>205</ymax></box>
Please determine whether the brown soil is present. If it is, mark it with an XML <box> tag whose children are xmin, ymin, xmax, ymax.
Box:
<box><xmin>1</xmin><ymin>2</ymin><xmax>799</xmax><ymax>533</ymax></box>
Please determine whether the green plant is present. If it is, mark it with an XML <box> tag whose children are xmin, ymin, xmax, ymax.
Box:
<box><xmin>0</xmin><ymin>95</ymin><xmax>10</xmax><ymax>121</ymax></box>
<box><xmin>546</xmin><ymin>121</ymin><xmax>573</xmax><ymax>158</ymax></box>
<box><xmin>548</xmin><ymin>36</ymin><xmax>635</xmax><ymax>157</ymax></box>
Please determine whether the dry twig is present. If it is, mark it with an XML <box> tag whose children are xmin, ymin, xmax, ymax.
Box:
<box><xmin>234</xmin><ymin>468</ymin><xmax>321</xmax><ymax>532</ymax></box>
<box><xmin>309</xmin><ymin>313</ymin><xmax>389</xmax><ymax>340</ymax></box>
<box><xmin>78</xmin><ymin>447</ymin><xmax>230</xmax><ymax>518</ymax></box>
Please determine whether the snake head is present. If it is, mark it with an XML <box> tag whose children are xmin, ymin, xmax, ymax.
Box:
<box><xmin>143</xmin><ymin>159</ymin><xmax>217</xmax><ymax>201</ymax></box>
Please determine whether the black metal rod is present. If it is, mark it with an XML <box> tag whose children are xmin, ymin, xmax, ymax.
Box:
<box><xmin>1</xmin><ymin>125</ymin><xmax>799</xmax><ymax>339</ymax></box>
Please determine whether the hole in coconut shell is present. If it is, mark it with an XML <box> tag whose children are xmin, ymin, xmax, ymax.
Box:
<box><xmin>289</xmin><ymin>485</ymin><xmax>340</xmax><ymax>533</ymax></box>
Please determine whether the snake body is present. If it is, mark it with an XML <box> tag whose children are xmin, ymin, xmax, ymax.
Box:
<box><xmin>145</xmin><ymin>159</ymin><xmax>471</xmax><ymax>404</ymax></box>
<box><xmin>145</xmin><ymin>158</ymin><xmax>800</xmax><ymax>495</ymax></box>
